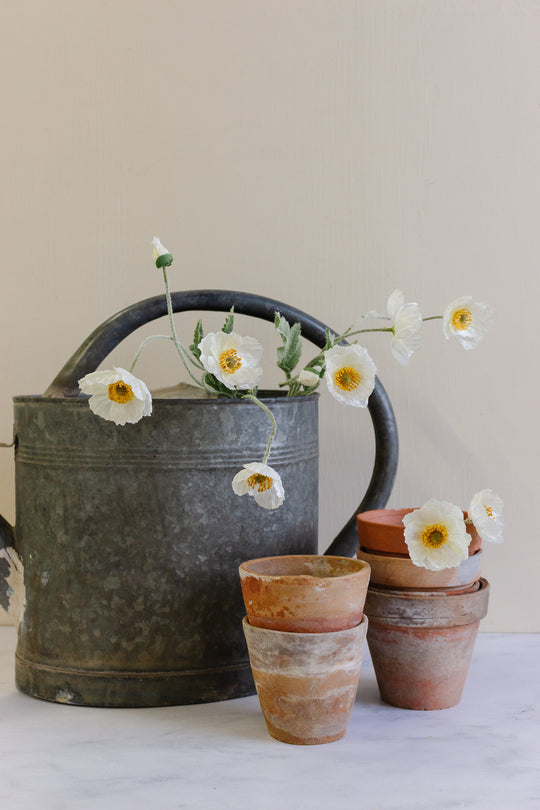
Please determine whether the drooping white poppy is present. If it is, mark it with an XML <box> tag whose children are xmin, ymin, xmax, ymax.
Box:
<box><xmin>386</xmin><ymin>289</ymin><xmax>422</xmax><ymax>365</ymax></box>
<box><xmin>402</xmin><ymin>498</ymin><xmax>469</xmax><ymax>571</ymax></box>
<box><xmin>198</xmin><ymin>330</ymin><xmax>263</xmax><ymax>390</ymax></box>
<box><xmin>442</xmin><ymin>296</ymin><xmax>493</xmax><ymax>350</ymax></box>
<box><xmin>78</xmin><ymin>367</ymin><xmax>152</xmax><ymax>425</ymax></box>
<box><xmin>324</xmin><ymin>344</ymin><xmax>376</xmax><ymax>407</ymax></box>
<box><xmin>469</xmin><ymin>489</ymin><xmax>504</xmax><ymax>544</ymax></box>
<box><xmin>232</xmin><ymin>462</ymin><xmax>285</xmax><ymax>509</ymax></box>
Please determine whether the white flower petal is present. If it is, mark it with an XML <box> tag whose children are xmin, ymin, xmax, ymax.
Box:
<box><xmin>199</xmin><ymin>331</ymin><xmax>263</xmax><ymax>390</ymax></box>
<box><xmin>78</xmin><ymin>367</ymin><xmax>152</xmax><ymax>425</ymax></box>
<box><xmin>324</xmin><ymin>344</ymin><xmax>376</xmax><ymax>408</ymax></box>
<box><xmin>443</xmin><ymin>296</ymin><xmax>494</xmax><ymax>350</ymax></box>
<box><xmin>469</xmin><ymin>489</ymin><xmax>504</xmax><ymax>544</ymax></box>
<box><xmin>151</xmin><ymin>236</ymin><xmax>169</xmax><ymax>260</ymax></box>
<box><xmin>232</xmin><ymin>462</ymin><xmax>285</xmax><ymax>510</ymax></box>
<box><xmin>387</xmin><ymin>289</ymin><xmax>405</xmax><ymax>321</ymax></box>
<box><xmin>402</xmin><ymin>498</ymin><xmax>469</xmax><ymax>571</ymax></box>
<box><xmin>391</xmin><ymin>302</ymin><xmax>422</xmax><ymax>365</ymax></box>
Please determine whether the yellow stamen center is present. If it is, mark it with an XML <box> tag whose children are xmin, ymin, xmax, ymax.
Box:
<box><xmin>451</xmin><ymin>308</ymin><xmax>472</xmax><ymax>331</ymax></box>
<box><xmin>219</xmin><ymin>348</ymin><xmax>242</xmax><ymax>374</ymax></box>
<box><xmin>247</xmin><ymin>473</ymin><xmax>273</xmax><ymax>492</ymax></box>
<box><xmin>108</xmin><ymin>381</ymin><xmax>135</xmax><ymax>404</ymax></box>
<box><xmin>421</xmin><ymin>524</ymin><xmax>449</xmax><ymax>549</ymax></box>
<box><xmin>484</xmin><ymin>504</ymin><xmax>494</xmax><ymax>520</ymax></box>
<box><xmin>334</xmin><ymin>366</ymin><xmax>362</xmax><ymax>392</ymax></box>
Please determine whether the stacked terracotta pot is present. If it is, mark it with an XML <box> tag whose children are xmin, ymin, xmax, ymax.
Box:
<box><xmin>356</xmin><ymin>509</ymin><xmax>490</xmax><ymax>710</ymax></box>
<box><xmin>239</xmin><ymin>555</ymin><xmax>370</xmax><ymax>744</ymax></box>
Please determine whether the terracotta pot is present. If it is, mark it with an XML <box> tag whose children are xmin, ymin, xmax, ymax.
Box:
<box><xmin>239</xmin><ymin>554</ymin><xmax>370</xmax><ymax>632</ymax></box>
<box><xmin>243</xmin><ymin>615</ymin><xmax>368</xmax><ymax>744</ymax></box>
<box><xmin>364</xmin><ymin>578</ymin><xmax>490</xmax><ymax>710</ymax></box>
<box><xmin>356</xmin><ymin>508</ymin><xmax>481</xmax><ymax>556</ymax></box>
<box><xmin>357</xmin><ymin>548</ymin><xmax>482</xmax><ymax>590</ymax></box>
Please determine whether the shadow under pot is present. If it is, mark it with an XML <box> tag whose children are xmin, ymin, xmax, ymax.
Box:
<box><xmin>364</xmin><ymin>578</ymin><xmax>490</xmax><ymax>710</ymax></box>
<box><xmin>243</xmin><ymin>615</ymin><xmax>368</xmax><ymax>745</ymax></box>
<box><xmin>239</xmin><ymin>554</ymin><xmax>370</xmax><ymax>633</ymax></box>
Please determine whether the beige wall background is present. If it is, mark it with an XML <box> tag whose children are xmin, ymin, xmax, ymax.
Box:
<box><xmin>0</xmin><ymin>1</ymin><xmax>538</xmax><ymax>630</ymax></box>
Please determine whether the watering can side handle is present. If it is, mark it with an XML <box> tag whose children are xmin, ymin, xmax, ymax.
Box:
<box><xmin>43</xmin><ymin>289</ymin><xmax>398</xmax><ymax>557</ymax></box>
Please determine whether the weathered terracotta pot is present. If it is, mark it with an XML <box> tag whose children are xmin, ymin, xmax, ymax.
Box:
<box><xmin>364</xmin><ymin>578</ymin><xmax>490</xmax><ymax>710</ymax></box>
<box><xmin>239</xmin><ymin>555</ymin><xmax>370</xmax><ymax>632</ymax></box>
<box><xmin>356</xmin><ymin>508</ymin><xmax>481</xmax><ymax>556</ymax></box>
<box><xmin>357</xmin><ymin>548</ymin><xmax>482</xmax><ymax>590</ymax></box>
<box><xmin>243</xmin><ymin>615</ymin><xmax>368</xmax><ymax>744</ymax></box>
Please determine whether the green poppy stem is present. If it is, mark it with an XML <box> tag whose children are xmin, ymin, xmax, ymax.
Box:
<box><xmin>243</xmin><ymin>394</ymin><xmax>277</xmax><ymax>465</ymax></box>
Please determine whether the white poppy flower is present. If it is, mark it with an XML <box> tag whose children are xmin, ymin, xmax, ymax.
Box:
<box><xmin>78</xmin><ymin>367</ymin><xmax>152</xmax><ymax>425</ymax></box>
<box><xmin>298</xmin><ymin>369</ymin><xmax>320</xmax><ymax>387</ymax></box>
<box><xmin>324</xmin><ymin>344</ymin><xmax>376</xmax><ymax>407</ymax></box>
<box><xmin>469</xmin><ymin>489</ymin><xmax>504</xmax><ymax>544</ymax></box>
<box><xmin>443</xmin><ymin>296</ymin><xmax>493</xmax><ymax>350</ymax></box>
<box><xmin>151</xmin><ymin>236</ymin><xmax>173</xmax><ymax>267</ymax></box>
<box><xmin>402</xmin><ymin>498</ymin><xmax>470</xmax><ymax>571</ymax></box>
<box><xmin>386</xmin><ymin>289</ymin><xmax>422</xmax><ymax>366</ymax></box>
<box><xmin>198</xmin><ymin>330</ymin><xmax>263</xmax><ymax>390</ymax></box>
<box><xmin>232</xmin><ymin>462</ymin><xmax>285</xmax><ymax>509</ymax></box>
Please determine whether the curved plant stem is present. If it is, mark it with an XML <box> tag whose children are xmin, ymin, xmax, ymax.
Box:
<box><xmin>130</xmin><ymin>334</ymin><xmax>173</xmax><ymax>373</ymax></box>
<box><xmin>243</xmin><ymin>393</ymin><xmax>277</xmax><ymax>464</ymax></box>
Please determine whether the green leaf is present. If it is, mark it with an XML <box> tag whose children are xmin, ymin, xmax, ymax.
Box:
<box><xmin>274</xmin><ymin>311</ymin><xmax>291</xmax><ymax>341</ymax></box>
<box><xmin>277</xmin><ymin>320</ymin><xmax>302</xmax><ymax>374</ymax></box>
<box><xmin>222</xmin><ymin>307</ymin><xmax>234</xmax><ymax>334</ymax></box>
<box><xmin>203</xmin><ymin>372</ymin><xmax>232</xmax><ymax>396</ymax></box>
<box><xmin>190</xmin><ymin>319</ymin><xmax>204</xmax><ymax>359</ymax></box>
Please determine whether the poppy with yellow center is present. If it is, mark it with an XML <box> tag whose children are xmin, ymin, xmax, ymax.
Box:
<box><xmin>198</xmin><ymin>330</ymin><xmax>263</xmax><ymax>390</ymax></box>
<box><xmin>469</xmin><ymin>489</ymin><xmax>504</xmax><ymax>543</ymax></box>
<box><xmin>403</xmin><ymin>498</ymin><xmax>469</xmax><ymax>571</ymax></box>
<box><xmin>324</xmin><ymin>344</ymin><xmax>376</xmax><ymax>408</ymax></box>
<box><xmin>443</xmin><ymin>296</ymin><xmax>493</xmax><ymax>350</ymax></box>
<box><xmin>232</xmin><ymin>462</ymin><xmax>285</xmax><ymax>509</ymax></box>
<box><xmin>78</xmin><ymin>367</ymin><xmax>152</xmax><ymax>426</ymax></box>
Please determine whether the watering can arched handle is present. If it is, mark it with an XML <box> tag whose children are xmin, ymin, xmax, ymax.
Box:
<box><xmin>44</xmin><ymin>290</ymin><xmax>398</xmax><ymax>557</ymax></box>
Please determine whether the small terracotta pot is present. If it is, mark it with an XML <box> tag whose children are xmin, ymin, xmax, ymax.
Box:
<box><xmin>356</xmin><ymin>508</ymin><xmax>481</xmax><ymax>556</ymax></box>
<box><xmin>357</xmin><ymin>548</ymin><xmax>482</xmax><ymax>590</ymax></box>
<box><xmin>239</xmin><ymin>555</ymin><xmax>370</xmax><ymax>632</ymax></box>
<box><xmin>243</xmin><ymin>615</ymin><xmax>368</xmax><ymax>744</ymax></box>
<box><xmin>364</xmin><ymin>578</ymin><xmax>490</xmax><ymax>710</ymax></box>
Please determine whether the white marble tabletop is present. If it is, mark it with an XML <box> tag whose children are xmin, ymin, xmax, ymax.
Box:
<box><xmin>0</xmin><ymin>627</ymin><xmax>538</xmax><ymax>810</ymax></box>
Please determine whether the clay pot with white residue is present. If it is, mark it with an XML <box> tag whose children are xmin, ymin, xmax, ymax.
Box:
<box><xmin>364</xmin><ymin>578</ymin><xmax>490</xmax><ymax>710</ymax></box>
<box><xmin>243</xmin><ymin>615</ymin><xmax>368</xmax><ymax>744</ymax></box>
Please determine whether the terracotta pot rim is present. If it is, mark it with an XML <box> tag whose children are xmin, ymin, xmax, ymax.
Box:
<box><xmin>239</xmin><ymin>554</ymin><xmax>370</xmax><ymax>583</ymax></box>
<box><xmin>242</xmin><ymin>613</ymin><xmax>368</xmax><ymax>640</ymax></box>
<box><xmin>359</xmin><ymin>547</ymin><xmax>482</xmax><ymax>563</ymax></box>
<box><xmin>364</xmin><ymin>577</ymin><xmax>490</xmax><ymax>627</ymax></box>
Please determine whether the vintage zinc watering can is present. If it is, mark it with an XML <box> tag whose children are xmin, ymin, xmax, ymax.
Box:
<box><xmin>0</xmin><ymin>290</ymin><xmax>398</xmax><ymax>707</ymax></box>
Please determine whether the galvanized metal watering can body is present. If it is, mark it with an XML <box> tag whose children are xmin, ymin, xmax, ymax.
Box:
<box><xmin>0</xmin><ymin>291</ymin><xmax>398</xmax><ymax>707</ymax></box>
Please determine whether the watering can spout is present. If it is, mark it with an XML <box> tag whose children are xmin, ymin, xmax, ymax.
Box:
<box><xmin>0</xmin><ymin>514</ymin><xmax>25</xmax><ymax>627</ymax></box>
